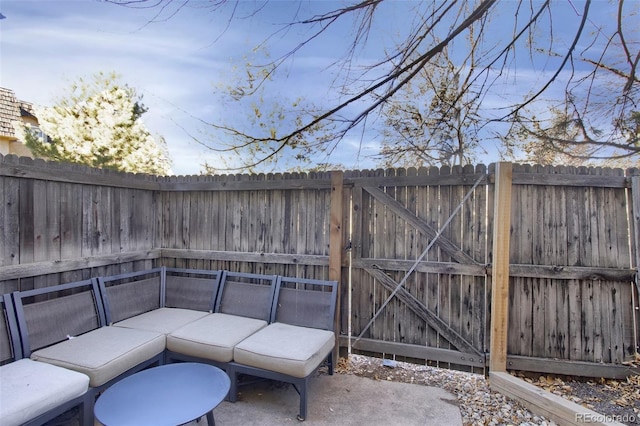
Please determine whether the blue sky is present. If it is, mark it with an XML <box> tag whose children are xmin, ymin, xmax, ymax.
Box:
<box><xmin>0</xmin><ymin>1</ymin><xmax>625</xmax><ymax>174</ymax></box>
<box><xmin>2</xmin><ymin>0</ymin><xmax>398</xmax><ymax>174</ymax></box>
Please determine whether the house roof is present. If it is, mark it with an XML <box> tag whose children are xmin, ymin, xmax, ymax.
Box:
<box><xmin>0</xmin><ymin>87</ymin><xmax>36</xmax><ymax>138</ymax></box>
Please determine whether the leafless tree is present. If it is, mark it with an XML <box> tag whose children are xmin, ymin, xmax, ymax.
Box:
<box><xmin>108</xmin><ymin>0</ymin><xmax>639</xmax><ymax>169</ymax></box>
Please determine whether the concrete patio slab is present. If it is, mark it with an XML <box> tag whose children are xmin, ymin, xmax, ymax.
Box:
<box><xmin>191</xmin><ymin>373</ymin><xmax>462</xmax><ymax>426</ymax></box>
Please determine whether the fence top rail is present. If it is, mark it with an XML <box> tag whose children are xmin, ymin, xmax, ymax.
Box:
<box><xmin>511</xmin><ymin>163</ymin><xmax>634</xmax><ymax>188</ymax></box>
<box><xmin>0</xmin><ymin>154</ymin><xmax>161</xmax><ymax>190</ymax></box>
<box><xmin>159</xmin><ymin>176</ymin><xmax>333</xmax><ymax>191</ymax></box>
<box><xmin>2</xmin><ymin>154</ymin><xmax>639</xmax><ymax>190</ymax></box>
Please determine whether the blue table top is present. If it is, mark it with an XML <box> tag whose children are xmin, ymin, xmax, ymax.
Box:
<box><xmin>94</xmin><ymin>363</ymin><xmax>230</xmax><ymax>426</ymax></box>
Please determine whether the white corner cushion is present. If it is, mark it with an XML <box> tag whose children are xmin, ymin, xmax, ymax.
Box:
<box><xmin>0</xmin><ymin>359</ymin><xmax>89</xmax><ymax>426</ymax></box>
<box><xmin>113</xmin><ymin>307</ymin><xmax>209</xmax><ymax>335</ymax></box>
<box><xmin>167</xmin><ymin>313</ymin><xmax>267</xmax><ymax>362</ymax></box>
<box><xmin>31</xmin><ymin>326</ymin><xmax>165</xmax><ymax>387</ymax></box>
<box><xmin>233</xmin><ymin>322</ymin><xmax>335</xmax><ymax>378</ymax></box>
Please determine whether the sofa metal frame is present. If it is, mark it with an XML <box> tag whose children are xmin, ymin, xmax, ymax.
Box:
<box><xmin>1</xmin><ymin>293</ymin><xmax>93</xmax><ymax>426</ymax></box>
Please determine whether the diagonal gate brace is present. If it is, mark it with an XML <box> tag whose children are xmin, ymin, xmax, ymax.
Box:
<box><xmin>365</xmin><ymin>267</ymin><xmax>483</xmax><ymax>358</ymax></box>
<box><xmin>362</xmin><ymin>186</ymin><xmax>479</xmax><ymax>265</ymax></box>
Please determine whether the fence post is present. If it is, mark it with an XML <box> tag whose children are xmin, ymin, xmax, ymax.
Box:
<box><xmin>631</xmin><ymin>175</ymin><xmax>640</xmax><ymax>355</ymax></box>
<box><xmin>329</xmin><ymin>170</ymin><xmax>344</xmax><ymax>363</ymax></box>
<box><xmin>490</xmin><ymin>162</ymin><xmax>512</xmax><ymax>372</ymax></box>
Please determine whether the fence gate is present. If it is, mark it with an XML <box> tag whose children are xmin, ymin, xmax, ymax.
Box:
<box><xmin>343</xmin><ymin>166</ymin><xmax>490</xmax><ymax>371</ymax></box>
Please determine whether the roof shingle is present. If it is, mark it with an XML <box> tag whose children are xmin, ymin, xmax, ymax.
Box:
<box><xmin>0</xmin><ymin>87</ymin><xmax>36</xmax><ymax>138</ymax></box>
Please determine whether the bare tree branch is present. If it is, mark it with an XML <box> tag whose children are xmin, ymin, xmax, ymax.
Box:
<box><xmin>108</xmin><ymin>0</ymin><xmax>640</xmax><ymax>170</ymax></box>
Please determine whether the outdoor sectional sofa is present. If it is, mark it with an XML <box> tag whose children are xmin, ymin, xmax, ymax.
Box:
<box><xmin>0</xmin><ymin>266</ymin><xmax>337</xmax><ymax>425</ymax></box>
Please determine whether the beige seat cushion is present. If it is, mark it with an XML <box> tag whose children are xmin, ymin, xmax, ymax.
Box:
<box><xmin>0</xmin><ymin>358</ymin><xmax>89</xmax><ymax>426</ymax></box>
<box><xmin>31</xmin><ymin>326</ymin><xmax>165</xmax><ymax>387</ymax></box>
<box><xmin>167</xmin><ymin>313</ymin><xmax>267</xmax><ymax>362</ymax></box>
<box><xmin>113</xmin><ymin>307</ymin><xmax>209</xmax><ymax>335</ymax></box>
<box><xmin>234</xmin><ymin>322</ymin><xmax>335</xmax><ymax>378</ymax></box>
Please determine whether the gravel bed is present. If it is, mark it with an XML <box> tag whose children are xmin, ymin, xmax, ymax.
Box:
<box><xmin>338</xmin><ymin>354</ymin><xmax>640</xmax><ymax>425</ymax></box>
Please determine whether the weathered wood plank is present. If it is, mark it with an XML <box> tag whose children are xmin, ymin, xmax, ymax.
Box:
<box><xmin>97</xmin><ymin>185</ymin><xmax>112</xmax><ymax>255</ymax></box>
<box><xmin>347</xmin><ymin>166</ymin><xmax>626</xmax><ymax>189</ymax></box>
<box><xmin>426</xmin><ymin>166</ymin><xmax>440</xmax><ymax>350</ymax></box>
<box><xmin>363</xmin><ymin>185</ymin><xmax>477</xmax><ymax>264</ymax></box>
<box><xmin>540</xmin><ymin>167</ymin><xmax>558</xmax><ymax>359</ymax></box>
<box><xmin>449</xmin><ymin>166</ymin><xmax>463</xmax><ymax>354</ymax></box>
<box><xmin>188</xmin><ymin>180</ymin><xmax>199</xmax><ymax>251</ymax></box>
<box><xmin>0</xmin><ymin>175</ymin><xmax>4</xmax><ymax>268</ymax></box>
<box><xmin>490</xmin><ymin>162</ymin><xmax>512</xmax><ymax>372</ymax></box>
<box><xmin>329</xmin><ymin>171</ymin><xmax>343</xmax><ymax>283</ymax></box>
<box><xmin>60</xmin><ymin>181</ymin><xmax>82</xmax><ymax>259</ymax></box>
<box><xmin>209</xmin><ymin>180</ymin><xmax>221</xmax><ymax>252</ymax></box>
<box><xmin>383</xmin><ymin>168</ymin><xmax>397</xmax><ymax>343</ymax></box>
<box><xmin>293</xmin><ymin>175</ymin><xmax>306</xmax><ymax>276</ymax></box>
<box><xmin>511</xmin><ymin>171</ymin><xmax>628</xmax><ymax>188</ymax></box>
<box><xmin>555</xmin><ymin>170</ymin><xmax>570</xmax><ymax>360</ymax></box>
<box><xmin>631</xmin><ymin>177</ymin><xmax>640</xmax><ymax>343</ymax></box>
<box><xmin>590</xmin><ymin>176</ymin><xmax>605</xmax><ymax>363</ymax></box>
<box><xmin>353</xmin><ymin>258</ymin><xmax>486</xmax><ymax>276</ymax></box>
<box><xmin>0</xmin><ymin>154</ymin><xmax>161</xmax><ymax>190</ymax></box>
<box><xmin>356</xmin><ymin>169</ymin><xmax>378</xmax><ymax>340</ymax></box>
<box><xmin>365</xmin><ymin>267</ymin><xmax>483</xmax><ymax>357</ymax></box>
<box><xmin>129</xmin><ymin>189</ymin><xmax>144</xmax><ymax>251</ymax></box>
<box><xmin>485</xmin><ymin>164</ymin><xmax>496</xmax><ymax>354</ymax></box>
<box><xmin>329</xmin><ymin>171</ymin><xmax>344</xmax><ymax>363</ymax></box>
<box><xmin>370</xmin><ymin>169</ymin><xmax>387</xmax><ymax>342</ymax></box>
<box><xmin>264</xmin><ymin>174</ymin><xmax>281</xmax><ymax>272</ymax></box>
<box><xmin>2</xmin><ymin>177</ymin><xmax>19</xmax><ymax>267</ymax></box>
<box><xmin>412</xmin><ymin>167</ymin><xmax>429</xmax><ymax>347</ymax></box>
<box><xmin>621</xmin><ymin>282</ymin><xmax>637</xmax><ymax>360</ymax></box>
<box><xmin>0</xmin><ymin>249</ymin><xmax>161</xmax><ymax>280</ymax></box>
<box><xmin>160</xmin><ymin>248</ymin><xmax>328</xmax><ymax>265</ymax></box>
<box><xmin>340</xmin><ymin>336</ymin><xmax>485</xmax><ymax>368</ymax></box>
<box><xmin>490</xmin><ymin>372</ymin><xmax>625</xmax><ymax>426</ymax></box>
<box><xmin>348</xmin><ymin>172</ymin><xmax>489</xmax><ymax>188</ymax></box>
<box><xmin>161</xmin><ymin>176</ymin><xmax>333</xmax><ymax>191</ymax></box>
<box><xmin>459</xmin><ymin>165</ymin><xmax>475</xmax><ymax>349</ymax></box>
<box><xmin>32</xmin><ymin>180</ymin><xmax>48</xmax><ymax>263</ymax></box>
<box><xmin>512</xmin><ymin>164</ymin><xmax>532</xmax><ymax>356</ymax></box>
<box><xmin>506</xmin><ymin>355</ymin><xmax>639</xmax><ymax>379</ymax></box>
<box><xmin>111</xmin><ymin>184</ymin><xmax>123</xmax><ymax>254</ymax></box>
<box><xmin>120</xmin><ymin>188</ymin><xmax>134</xmax><ymax>252</ymax></box>
<box><xmin>472</xmin><ymin>164</ymin><xmax>488</xmax><ymax>355</ymax></box>
<box><xmin>349</xmin><ymin>170</ymin><xmax>364</xmax><ymax>342</ymax></box>
<box><xmin>566</xmin><ymin>168</ymin><xmax>583</xmax><ymax>361</ymax></box>
<box><xmin>404</xmin><ymin>167</ymin><xmax>419</xmax><ymax>345</ymax></box>
<box><xmin>437</xmin><ymin>168</ymin><xmax>452</xmax><ymax>288</ymax></box>
<box><xmin>19</xmin><ymin>177</ymin><xmax>35</xmax><ymax>266</ymax></box>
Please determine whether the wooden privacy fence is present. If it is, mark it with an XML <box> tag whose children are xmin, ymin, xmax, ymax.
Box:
<box><xmin>0</xmin><ymin>155</ymin><xmax>639</xmax><ymax>378</ymax></box>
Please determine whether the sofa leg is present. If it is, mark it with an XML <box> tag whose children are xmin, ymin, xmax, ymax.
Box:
<box><xmin>297</xmin><ymin>377</ymin><xmax>309</xmax><ymax>421</ymax></box>
<box><xmin>82</xmin><ymin>392</ymin><xmax>95</xmax><ymax>426</ymax></box>
<box><xmin>327</xmin><ymin>353</ymin><xmax>334</xmax><ymax>375</ymax></box>
<box><xmin>227</xmin><ymin>367</ymin><xmax>238</xmax><ymax>403</ymax></box>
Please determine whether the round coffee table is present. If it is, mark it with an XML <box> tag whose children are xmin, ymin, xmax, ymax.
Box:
<box><xmin>94</xmin><ymin>363</ymin><xmax>230</xmax><ymax>426</ymax></box>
